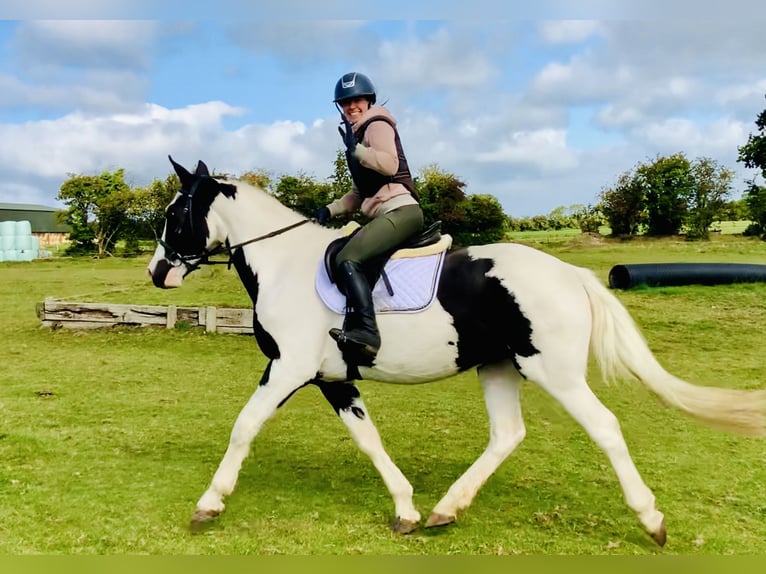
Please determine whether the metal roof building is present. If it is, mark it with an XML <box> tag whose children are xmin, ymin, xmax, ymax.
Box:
<box><xmin>0</xmin><ymin>203</ymin><xmax>71</xmax><ymax>233</ymax></box>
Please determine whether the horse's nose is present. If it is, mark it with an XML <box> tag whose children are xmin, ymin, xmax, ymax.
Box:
<box><xmin>149</xmin><ymin>259</ymin><xmax>173</xmax><ymax>288</ymax></box>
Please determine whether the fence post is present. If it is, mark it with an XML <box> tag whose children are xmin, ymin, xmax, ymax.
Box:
<box><xmin>166</xmin><ymin>305</ymin><xmax>177</xmax><ymax>329</ymax></box>
<box><xmin>205</xmin><ymin>306</ymin><xmax>217</xmax><ymax>333</ymax></box>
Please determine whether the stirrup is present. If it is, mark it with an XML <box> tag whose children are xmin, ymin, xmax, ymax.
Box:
<box><xmin>329</xmin><ymin>328</ymin><xmax>379</xmax><ymax>360</ymax></box>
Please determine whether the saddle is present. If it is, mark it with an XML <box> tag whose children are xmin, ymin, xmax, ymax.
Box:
<box><xmin>323</xmin><ymin>220</ymin><xmax>444</xmax><ymax>295</ymax></box>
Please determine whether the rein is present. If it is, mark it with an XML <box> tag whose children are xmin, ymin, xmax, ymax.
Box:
<box><xmin>160</xmin><ymin>218</ymin><xmax>311</xmax><ymax>272</ymax></box>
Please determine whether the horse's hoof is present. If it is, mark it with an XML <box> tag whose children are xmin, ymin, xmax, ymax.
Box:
<box><xmin>392</xmin><ymin>518</ymin><xmax>420</xmax><ymax>534</ymax></box>
<box><xmin>189</xmin><ymin>509</ymin><xmax>220</xmax><ymax>533</ymax></box>
<box><xmin>425</xmin><ymin>512</ymin><xmax>456</xmax><ymax>528</ymax></box>
<box><xmin>650</xmin><ymin>517</ymin><xmax>667</xmax><ymax>547</ymax></box>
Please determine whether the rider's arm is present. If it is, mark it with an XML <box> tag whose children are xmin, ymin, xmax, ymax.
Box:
<box><xmin>354</xmin><ymin>121</ymin><xmax>398</xmax><ymax>176</ymax></box>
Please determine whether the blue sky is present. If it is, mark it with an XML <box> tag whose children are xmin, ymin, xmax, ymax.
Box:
<box><xmin>0</xmin><ymin>9</ymin><xmax>764</xmax><ymax>217</ymax></box>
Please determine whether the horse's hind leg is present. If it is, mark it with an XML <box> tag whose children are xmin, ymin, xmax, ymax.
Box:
<box><xmin>522</xmin><ymin>355</ymin><xmax>667</xmax><ymax>545</ymax></box>
<box><xmin>316</xmin><ymin>381</ymin><xmax>421</xmax><ymax>533</ymax></box>
<box><xmin>427</xmin><ymin>360</ymin><xmax>526</xmax><ymax>527</ymax></box>
<box><xmin>192</xmin><ymin>360</ymin><xmax>309</xmax><ymax>529</ymax></box>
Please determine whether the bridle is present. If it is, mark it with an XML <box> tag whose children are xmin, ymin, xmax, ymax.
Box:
<box><xmin>157</xmin><ymin>175</ymin><xmax>311</xmax><ymax>273</ymax></box>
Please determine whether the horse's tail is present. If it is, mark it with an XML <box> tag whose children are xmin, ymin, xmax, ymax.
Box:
<box><xmin>575</xmin><ymin>266</ymin><xmax>766</xmax><ymax>437</ymax></box>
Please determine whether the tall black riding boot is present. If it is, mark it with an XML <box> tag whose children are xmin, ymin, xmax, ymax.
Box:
<box><xmin>329</xmin><ymin>260</ymin><xmax>381</xmax><ymax>361</ymax></box>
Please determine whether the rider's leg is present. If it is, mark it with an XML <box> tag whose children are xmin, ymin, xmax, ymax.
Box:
<box><xmin>331</xmin><ymin>205</ymin><xmax>423</xmax><ymax>360</ymax></box>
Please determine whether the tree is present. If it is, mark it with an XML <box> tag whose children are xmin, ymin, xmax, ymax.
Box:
<box><xmin>415</xmin><ymin>164</ymin><xmax>468</xmax><ymax>229</ymax></box>
<box><xmin>319</xmin><ymin>149</ymin><xmax>358</xmax><ymax>228</ymax></box>
<box><xmin>238</xmin><ymin>169</ymin><xmax>272</xmax><ymax>192</ymax></box>
<box><xmin>598</xmin><ymin>170</ymin><xmax>646</xmax><ymax>236</ymax></box>
<box><xmin>329</xmin><ymin>149</ymin><xmax>353</xmax><ymax>199</ymax></box>
<box><xmin>684</xmin><ymin>157</ymin><xmax>733</xmax><ymax>239</ymax></box>
<box><xmin>57</xmin><ymin>169</ymin><xmax>133</xmax><ymax>256</ymax></box>
<box><xmin>546</xmin><ymin>205</ymin><xmax>591</xmax><ymax>230</ymax></box>
<box><xmin>546</xmin><ymin>206</ymin><xmax>571</xmax><ymax>230</ymax></box>
<box><xmin>717</xmin><ymin>198</ymin><xmax>749</xmax><ymax>222</ymax></box>
<box><xmin>131</xmin><ymin>173</ymin><xmax>182</xmax><ymax>241</ymax></box>
<box><xmin>737</xmin><ymin>94</ymin><xmax>766</xmax><ymax>238</ymax></box>
<box><xmin>453</xmin><ymin>194</ymin><xmax>507</xmax><ymax>245</ymax></box>
<box><xmin>272</xmin><ymin>172</ymin><xmax>335</xmax><ymax>220</ymax></box>
<box><xmin>572</xmin><ymin>204</ymin><xmax>604</xmax><ymax>234</ymax></box>
<box><xmin>638</xmin><ymin>153</ymin><xmax>693</xmax><ymax>236</ymax></box>
<box><xmin>264</xmin><ymin>151</ymin><xmax>355</xmax><ymax>227</ymax></box>
<box><xmin>414</xmin><ymin>164</ymin><xmax>507</xmax><ymax>246</ymax></box>
<box><xmin>600</xmin><ymin>153</ymin><xmax>737</xmax><ymax>239</ymax></box>
<box><xmin>737</xmin><ymin>94</ymin><xmax>766</xmax><ymax>180</ymax></box>
<box><xmin>742</xmin><ymin>183</ymin><xmax>766</xmax><ymax>237</ymax></box>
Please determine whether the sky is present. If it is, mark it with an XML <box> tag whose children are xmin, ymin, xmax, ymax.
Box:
<box><xmin>0</xmin><ymin>3</ymin><xmax>764</xmax><ymax>217</ymax></box>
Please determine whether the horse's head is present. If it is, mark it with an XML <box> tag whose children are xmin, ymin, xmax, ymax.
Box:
<box><xmin>147</xmin><ymin>156</ymin><xmax>233</xmax><ymax>289</ymax></box>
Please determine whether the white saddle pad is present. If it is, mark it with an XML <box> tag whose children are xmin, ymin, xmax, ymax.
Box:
<box><xmin>315</xmin><ymin>251</ymin><xmax>446</xmax><ymax>315</ymax></box>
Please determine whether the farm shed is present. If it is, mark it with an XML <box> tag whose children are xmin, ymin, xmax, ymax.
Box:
<box><xmin>0</xmin><ymin>202</ymin><xmax>71</xmax><ymax>246</ymax></box>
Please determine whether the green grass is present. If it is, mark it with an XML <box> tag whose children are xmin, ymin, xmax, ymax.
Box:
<box><xmin>506</xmin><ymin>221</ymin><xmax>753</xmax><ymax>245</ymax></box>
<box><xmin>506</xmin><ymin>227</ymin><xmax>584</xmax><ymax>244</ymax></box>
<box><xmin>1</xmin><ymin>235</ymin><xmax>766</xmax><ymax>555</ymax></box>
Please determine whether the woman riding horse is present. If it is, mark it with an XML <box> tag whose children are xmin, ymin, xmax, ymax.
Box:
<box><xmin>315</xmin><ymin>72</ymin><xmax>424</xmax><ymax>362</ymax></box>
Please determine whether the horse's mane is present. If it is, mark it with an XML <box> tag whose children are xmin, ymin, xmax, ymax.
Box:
<box><xmin>216</xmin><ymin>176</ymin><xmax>303</xmax><ymax>220</ymax></box>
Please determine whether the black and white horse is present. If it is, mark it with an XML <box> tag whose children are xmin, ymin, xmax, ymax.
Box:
<box><xmin>148</xmin><ymin>157</ymin><xmax>766</xmax><ymax>545</ymax></box>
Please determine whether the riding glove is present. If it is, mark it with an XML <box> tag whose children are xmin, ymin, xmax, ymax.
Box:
<box><xmin>315</xmin><ymin>206</ymin><xmax>331</xmax><ymax>225</ymax></box>
<box><xmin>338</xmin><ymin>116</ymin><xmax>357</xmax><ymax>152</ymax></box>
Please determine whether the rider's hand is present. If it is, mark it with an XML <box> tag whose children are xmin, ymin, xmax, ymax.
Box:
<box><xmin>315</xmin><ymin>206</ymin><xmax>331</xmax><ymax>225</ymax></box>
<box><xmin>338</xmin><ymin>116</ymin><xmax>356</xmax><ymax>152</ymax></box>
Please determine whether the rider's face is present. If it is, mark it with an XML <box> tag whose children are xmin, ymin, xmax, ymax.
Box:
<box><xmin>339</xmin><ymin>97</ymin><xmax>370</xmax><ymax>123</ymax></box>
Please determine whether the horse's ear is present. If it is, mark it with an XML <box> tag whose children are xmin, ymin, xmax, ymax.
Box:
<box><xmin>168</xmin><ymin>155</ymin><xmax>193</xmax><ymax>187</ymax></box>
<box><xmin>195</xmin><ymin>160</ymin><xmax>210</xmax><ymax>176</ymax></box>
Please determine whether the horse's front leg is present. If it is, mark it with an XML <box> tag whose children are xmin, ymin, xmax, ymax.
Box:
<box><xmin>192</xmin><ymin>359</ymin><xmax>310</xmax><ymax>529</ymax></box>
<box><xmin>316</xmin><ymin>381</ymin><xmax>421</xmax><ymax>534</ymax></box>
<box><xmin>427</xmin><ymin>361</ymin><xmax>526</xmax><ymax>527</ymax></box>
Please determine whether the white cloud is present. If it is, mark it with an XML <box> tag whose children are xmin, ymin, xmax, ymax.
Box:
<box><xmin>477</xmin><ymin>129</ymin><xmax>578</xmax><ymax>173</ymax></box>
<box><xmin>1</xmin><ymin>0</ymin><xmax>137</xmax><ymax>18</ymax></box>
<box><xmin>0</xmin><ymin>71</ymin><xmax>149</xmax><ymax>114</ymax></box>
<box><xmin>595</xmin><ymin>104</ymin><xmax>644</xmax><ymax>130</ymax></box>
<box><xmin>529</xmin><ymin>56</ymin><xmax>635</xmax><ymax>106</ymax></box>
<box><xmin>531</xmin><ymin>20</ymin><xmax>766</xmax><ymax>115</ymax></box>
<box><xmin>0</xmin><ymin>21</ymin><xmax>161</xmax><ymax>114</ymax></box>
<box><xmin>375</xmin><ymin>26</ymin><xmax>496</xmax><ymax>95</ymax></box>
<box><xmin>634</xmin><ymin>118</ymin><xmax>750</xmax><ymax>161</ymax></box>
<box><xmin>598</xmin><ymin>20</ymin><xmax>766</xmax><ymax>75</ymax></box>
<box><xmin>714</xmin><ymin>79</ymin><xmax>766</xmax><ymax>120</ymax></box>
<box><xmin>14</xmin><ymin>20</ymin><xmax>160</xmax><ymax>72</ymax></box>
<box><xmin>0</xmin><ymin>18</ymin><xmax>764</xmax><ymax>219</ymax></box>
<box><xmin>538</xmin><ymin>20</ymin><xmax>604</xmax><ymax>44</ymax></box>
<box><xmin>0</xmin><ymin>102</ymin><xmax>246</xmax><ymax>178</ymax></box>
<box><xmin>226</xmin><ymin>21</ymin><xmax>367</xmax><ymax>63</ymax></box>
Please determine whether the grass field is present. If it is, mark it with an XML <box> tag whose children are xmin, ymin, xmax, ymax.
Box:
<box><xmin>505</xmin><ymin>221</ymin><xmax>752</xmax><ymax>245</ymax></box>
<box><xmin>1</xmin><ymin>232</ymin><xmax>766</xmax><ymax>555</ymax></box>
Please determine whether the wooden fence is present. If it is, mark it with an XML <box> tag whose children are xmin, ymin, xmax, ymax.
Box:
<box><xmin>36</xmin><ymin>298</ymin><xmax>253</xmax><ymax>334</ymax></box>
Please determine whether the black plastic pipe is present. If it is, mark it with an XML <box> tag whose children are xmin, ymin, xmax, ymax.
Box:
<box><xmin>608</xmin><ymin>262</ymin><xmax>766</xmax><ymax>289</ymax></box>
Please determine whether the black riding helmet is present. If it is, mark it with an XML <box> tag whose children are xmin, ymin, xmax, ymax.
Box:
<box><xmin>333</xmin><ymin>72</ymin><xmax>377</xmax><ymax>105</ymax></box>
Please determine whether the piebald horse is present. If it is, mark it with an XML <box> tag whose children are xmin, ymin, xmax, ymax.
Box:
<box><xmin>148</xmin><ymin>157</ymin><xmax>766</xmax><ymax>545</ymax></box>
